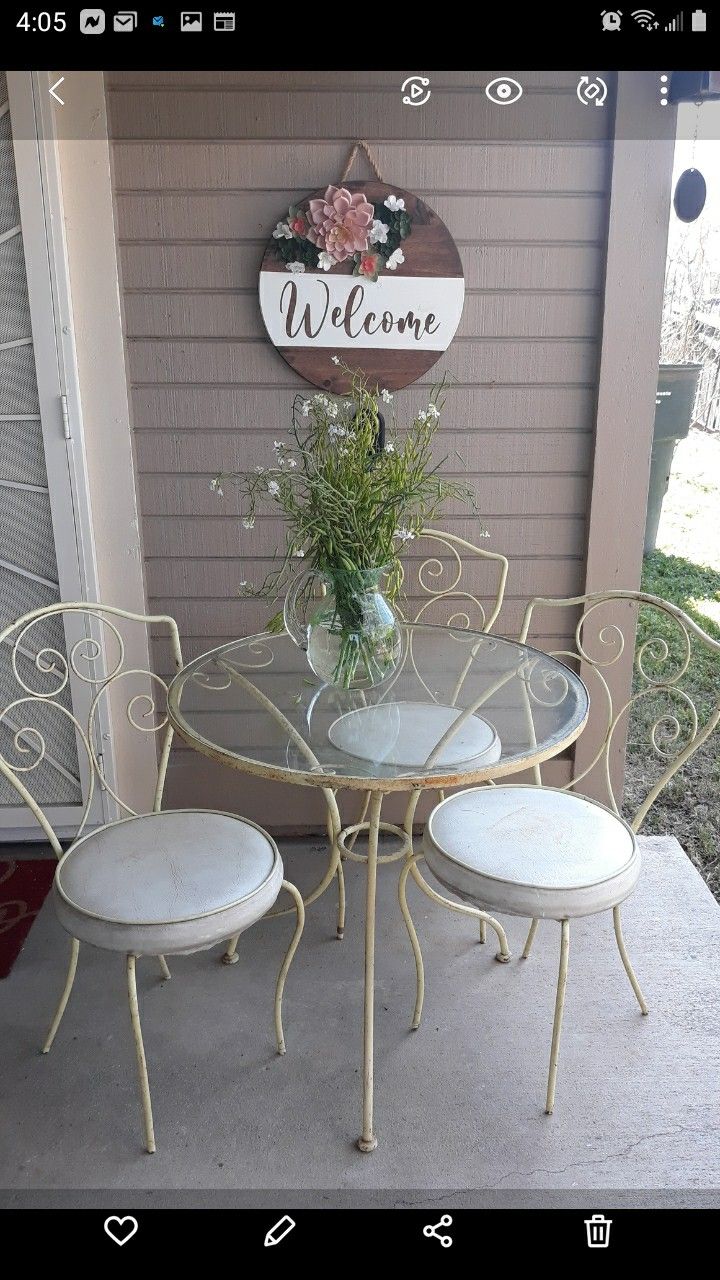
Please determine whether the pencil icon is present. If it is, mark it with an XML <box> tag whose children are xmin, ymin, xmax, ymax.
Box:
<box><xmin>264</xmin><ymin>1215</ymin><xmax>296</xmax><ymax>1247</ymax></box>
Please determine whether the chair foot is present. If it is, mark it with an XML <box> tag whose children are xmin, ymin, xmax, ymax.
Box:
<box><xmin>274</xmin><ymin>880</ymin><xmax>305</xmax><ymax>1054</ymax></box>
<box><xmin>522</xmin><ymin>918</ymin><xmax>539</xmax><ymax>959</ymax></box>
<box><xmin>126</xmin><ymin>954</ymin><xmax>156</xmax><ymax>1154</ymax></box>
<box><xmin>494</xmin><ymin>950</ymin><xmax>512</xmax><ymax>964</ymax></box>
<box><xmin>42</xmin><ymin>937</ymin><xmax>79</xmax><ymax>1053</ymax></box>
<box><xmin>357</xmin><ymin>1135</ymin><xmax>378</xmax><ymax>1153</ymax></box>
<box><xmin>545</xmin><ymin>919</ymin><xmax>570</xmax><ymax>1117</ymax></box>
<box><xmin>479</xmin><ymin>918</ymin><xmax>487</xmax><ymax>945</ymax></box>
<box><xmin>157</xmin><ymin>955</ymin><xmax>171</xmax><ymax>981</ymax></box>
<box><xmin>222</xmin><ymin>934</ymin><xmax>240</xmax><ymax>965</ymax></box>
<box><xmin>336</xmin><ymin>858</ymin><xmax>346</xmax><ymax>941</ymax></box>
<box><xmin>613</xmin><ymin>906</ymin><xmax>649</xmax><ymax>1015</ymax></box>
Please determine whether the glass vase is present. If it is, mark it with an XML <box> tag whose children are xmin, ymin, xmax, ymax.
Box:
<box><xmin>283</xmin><ymin>565</ymin><xmax>402</xmax><ymax>690</ymax></box>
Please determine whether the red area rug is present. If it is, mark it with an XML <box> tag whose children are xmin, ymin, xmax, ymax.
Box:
<box><xmin>0</xmin><ymin>858</ymin><xmax>56</xmax><ymax>979</ymax></box>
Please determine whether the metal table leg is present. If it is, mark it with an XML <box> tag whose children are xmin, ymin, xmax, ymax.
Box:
<box><xmin>357</xmin><ymin>790</ymin><xmax>384</xmax><ymax>1153</ymax></box>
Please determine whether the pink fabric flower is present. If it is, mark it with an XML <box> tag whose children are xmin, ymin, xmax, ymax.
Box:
<box><xmin>306</xmin><ymin>185</ymin><xmax>374</xmax><ymax>263</ymax></box>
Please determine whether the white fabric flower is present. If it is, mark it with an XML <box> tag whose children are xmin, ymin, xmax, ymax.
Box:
<box><xmin>239</xmin><ymin>580</ymin><xmax>249</xmax><ymax>588</ymax></box>
<box><xmin>254</xmin><ymin>465</ymin><xmax>265</xmax><ymax>473</ymax></box>
<box><xmin>384</xmin><ymin>443</ymin><xmax>395</xmax><ymax>453</ymax></box>
<box><xmin>368</xmin><ymin>219</ymin><xmax>389</xmax><ymax>245</ymax></box>
<box><xmin>380</xmin><ymin>388</ymin><xmax>393</xmax><ymax>404</ymax></box>
<box><xmin>294</xmin><ymin>548</ymin><xmax>305</xmax><ymax>558</ymax></box>
<box><xmin>328</xmin><ymin>423</ymin><xmax>348</xmax><ymax>439</ymax></box>
<box><xmin>385</xmin><ymin>248</ymin><xmax>405</xmax><ymax>271</ymax></box>
<box><xmin>273</xmin><ymin>440</ymin><xmax>284</xmax><ymax>453</ymax></box>
<box><xmin>331</xmin><ymin>355</ymin><xmax>340</xmax><ymax>365</ymax></box>
<box><xmin>272</xmin><ymin>221</ymin><xmax>293</xmax><ymax>239</ymax></box>
<box><xmin>417</xmin><ymin>410</ymin><xmax>427</xmax><ymax>423</ymax></box>
<box><xmin>384</xmin><ymin>195</ymin><xmax>405</xmax><ymax>212</ymax></box>
<box><xmin>317</xmin><ymin>251</ymin><xmax>334</xmax><ymax>271</ymax></box>
<box><xmin>300</xmin><ymin>400</ymin><xmax>311</xmax><ymax>416</ymax></box>
<box><xmin>394</xmin><ymin>528</ymin><xmax>416</xmax><ymax>542</ymax></box>
<box><xmin>426</xmin><ymin>403</ymin><xmax>440</xmax><ymax>419</ymax></box>
<box><xmin>267</xmin><ymin>480</ymin><xmax>280</xmax><ymax>495</ymax></box>
<box><xmin>286</xmin><ymin>261</ymin><xmax>306</xmax><ymax>273</ymax></box>
<box><xmin>242</xmin><ymin>517</ymin><xmax>255</xmax><ymax>530</ymax></box>
<box><xmin>209</xmin><ymin>477</ymin><xmax>223</xmax><ymax>496</ymax></box>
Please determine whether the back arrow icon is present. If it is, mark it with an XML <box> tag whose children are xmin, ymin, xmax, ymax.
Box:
<box><xmin>49</xmin><ymin>78</ymin><xmax>65</xmax><ymax>105</ymax></box>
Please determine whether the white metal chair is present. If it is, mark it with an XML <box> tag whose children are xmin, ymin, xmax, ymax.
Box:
<box><xmin>0</xmin><ymin>602</ymin><xmax>305</xmax><ymax>1153</ymax></box>
<box><xmin>401</xmin><ymin>590</ymin><xmax>720</xmax><ymax>1113</ymax></box>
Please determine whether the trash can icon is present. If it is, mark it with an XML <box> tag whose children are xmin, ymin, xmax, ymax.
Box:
<box><xmin>585</xmin><ymin>1214</ymin><xmax>612</xmax><ymax>1248</ymax></box>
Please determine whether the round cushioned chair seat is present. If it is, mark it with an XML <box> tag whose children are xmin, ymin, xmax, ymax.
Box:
<box><xmin>423</xmin><ymin>786</ymin><xmax>640</xmax><ymax>920</ymax></box>
<box><xmin>54</xmin><ymin>809</ymin><xmax>283</xmax><ymax>954</ymax></box>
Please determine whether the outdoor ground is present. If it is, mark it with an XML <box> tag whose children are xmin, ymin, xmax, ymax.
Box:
<box><xmin>1</xmin><ymin>837</ymin><xmax>719</xmax><ymax>1206</ymax></box>
<box><xmin>626</xmin><ymin>428</ymin><xmax>720</xmax><ymax>899</ymax></box>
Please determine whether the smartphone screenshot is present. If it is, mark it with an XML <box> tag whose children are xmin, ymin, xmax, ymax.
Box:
<box><xmin>0</xmin><ymin>6</ymin><xmax>718</xmax><ymax>1260</ymax></box>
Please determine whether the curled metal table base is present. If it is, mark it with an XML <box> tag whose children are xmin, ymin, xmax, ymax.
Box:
<box><xmin>256</xmin><ymin>786</ymin><xmax>513</xmax><ymax>1154</ymax></box>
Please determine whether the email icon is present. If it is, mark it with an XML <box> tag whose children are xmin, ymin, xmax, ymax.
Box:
<box><xmin>152</xmin><ymin>14</ymin><xmax>164</xmax><ymax>24</ymax></box>
<box><xmin>114</xmin><ymin>10</ymin><xmax>137</xmax><ymax>28</ymax></box>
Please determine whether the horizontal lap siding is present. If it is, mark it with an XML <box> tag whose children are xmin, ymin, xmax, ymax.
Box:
<box><xmin>106</xmin><ymin>71</ymin><xmax>611</xmax><ymax>827</ymax></box>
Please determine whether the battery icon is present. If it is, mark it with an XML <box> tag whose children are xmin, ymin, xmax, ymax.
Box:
<box><xmin>691</xmin><ymin>9</ymin><xmax>707</xmax><ymax>30</ymax></box>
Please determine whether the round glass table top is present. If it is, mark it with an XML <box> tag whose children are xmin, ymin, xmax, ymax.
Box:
<box><xmin>168</xmin><ymin>624</ymin><xmax>589</xmax><ymax>792</ymax></box>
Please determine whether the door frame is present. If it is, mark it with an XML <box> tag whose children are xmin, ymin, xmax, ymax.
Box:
<box><xmin>3</xmin><ymin>71</ymin><xmax>118</xmax><ymax>837</ymax></box>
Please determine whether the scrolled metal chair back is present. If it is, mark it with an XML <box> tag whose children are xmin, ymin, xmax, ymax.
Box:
<box><xmin>0</xmin><ymin>603</ymin><xmax>183</xmax><ymax>856</ymax></box>
<box><xmin>519</xmin><ymin>590</ymin><xmax>720</xmax><ymax>831</ymax></box>
<box><xmin>396</xmin><ymin>527</ymin><xmax>509</xmax><ymax>634</ymax></box>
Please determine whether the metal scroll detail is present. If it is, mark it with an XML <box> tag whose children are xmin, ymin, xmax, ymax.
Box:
<box><xmin>519</xmin><ymin>590</ymin><xmax>720</xmax><ymax>830</ymax></box>
<box><xmin>396</xmin><ymin>528</ymin><xmax>509</xmax><ymax>635</ymax></box>
<box><xmin>0</xmin><ymin>603</ymin><xmax>184</xmax><ymax>855</ymax></box>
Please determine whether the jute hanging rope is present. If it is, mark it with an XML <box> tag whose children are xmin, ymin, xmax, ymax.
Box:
<box><xmin>338</xmin><ymin>140</ymin><xmax>386</xmax><ymax>184</ymax></box>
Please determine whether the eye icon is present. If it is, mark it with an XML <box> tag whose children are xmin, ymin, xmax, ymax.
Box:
<box><xmin>485</xmin><ymin>77</ymin><xmax>523</xmax><ymax>106</ymax></box>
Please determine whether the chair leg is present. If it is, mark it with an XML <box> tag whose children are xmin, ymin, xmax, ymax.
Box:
<box><xmin>545</xmin><ymin>919</ymin><xmax>570</xmax><ymax>1116</ymax></box>
<box><xmin>222</xmin><ymin>934</ymin><xmax>241</xmax><ymax>965</ymax></box>
<box><xmin>398</xmin><ymin>857</ymin><xmax>425</xmax><ymax>1030</ymax></box>
<box><xmin>42</xmin><ymin>937</ymin><xmax>79</xmax><ymax>1054</ymax></box>
<box><xmin>522</xmin><ymin>918</ymin><xmax>540</xmax><ymax>959</ymax></box>
<box><xmin>157</xmin><ymin>955</ymin><xmax>171</xmax><ymax>981</ymax></box>
<box><xmin>126</xmin><ymin>954</ymin><xmax>156</xmax><ymax>1154</ymax></box>
<box><xmin>274</xmin><ymin>880</ymin><xmax>306</xmax><ymax>1055</ymax></box>
<box><xmin>613</xmin><ymin>906</ymin><xmax>649</xmax><ymax>1015</ymax></box>
<box><xmin>336</xmin><ymin>857</ymin><xmax>346</xmax><ymax>941</ymax></box>
<box><xmin>479</xmin><ymin>918</ymin><xmax>487</xmax><ymax>945</ymax></box>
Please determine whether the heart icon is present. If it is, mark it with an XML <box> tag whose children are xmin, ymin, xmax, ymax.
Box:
<box><xmin>104</xmin><ymin>1216</ymin><xmax>139</xmax><ymax>1246</ymax></box>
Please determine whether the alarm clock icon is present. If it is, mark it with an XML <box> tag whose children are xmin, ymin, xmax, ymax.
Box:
<box><xmin>601</xmin><ymin>9</ymin><xmax>623</xmax><ymax>29</ymax></box>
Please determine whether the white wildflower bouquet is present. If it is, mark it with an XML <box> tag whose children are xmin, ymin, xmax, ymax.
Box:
<box><xmin>212</xmin><ymin>362</ymin><xmax>483</xmax><ymax>679</ymax></box>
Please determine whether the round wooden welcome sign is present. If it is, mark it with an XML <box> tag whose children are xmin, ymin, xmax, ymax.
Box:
<box><xmin>259</xmin><ymin>180</ymin><xmax>464</xmax><ymax>394</ymax></box>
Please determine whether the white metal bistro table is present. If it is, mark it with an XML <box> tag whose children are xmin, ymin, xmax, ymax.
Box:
<box><xmin>168</xmin><ymin>622</ymin><xmax>589</xmax><ymax>1152</ymax></box>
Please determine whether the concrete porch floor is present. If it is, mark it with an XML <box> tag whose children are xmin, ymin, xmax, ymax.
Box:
<box><xmin>1</xmin><ymin>834</ymin><xmax>719</xmax><ymax>1209</ymax></box>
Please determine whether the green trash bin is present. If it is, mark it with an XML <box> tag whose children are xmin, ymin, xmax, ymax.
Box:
<box><xmin>644</xmin><ymin>363</ymin><xmax>702</xmax><ymax>555</ymax></box>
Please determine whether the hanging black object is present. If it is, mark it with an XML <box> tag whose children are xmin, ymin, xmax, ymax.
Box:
<box><xmin>673</xmin><ymin>168</ymin><xmax>707</xmax><ymax>223</ymax></box>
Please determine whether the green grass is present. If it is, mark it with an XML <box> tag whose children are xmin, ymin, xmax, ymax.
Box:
<box><xmin>624</xmin><ymin>549</ymin><xmax>720</xmax><ymax>898</ymax></box>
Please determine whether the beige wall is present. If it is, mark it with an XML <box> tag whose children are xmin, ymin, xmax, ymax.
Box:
<box><xmin>103</xmin><ymin>69</ymin><xmax>669</xmax><ymax>828</ymax></box>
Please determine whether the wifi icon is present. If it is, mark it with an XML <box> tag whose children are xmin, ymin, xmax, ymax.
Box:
<box><xmin>631</xmin><ymin>8</ymin><xmax>658</xmax><ymax>26</ymax></box>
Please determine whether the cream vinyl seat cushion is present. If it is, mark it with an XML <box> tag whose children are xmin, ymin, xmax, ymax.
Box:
<box><xmin>54</xmin><ymin>809</ymin><xmax>283</xmax><ymax>955</ymax></box>
<box><xmin>423</xmin><ymin>786</ymin><xmax>640</xmax><ymax>920</ymax></box>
